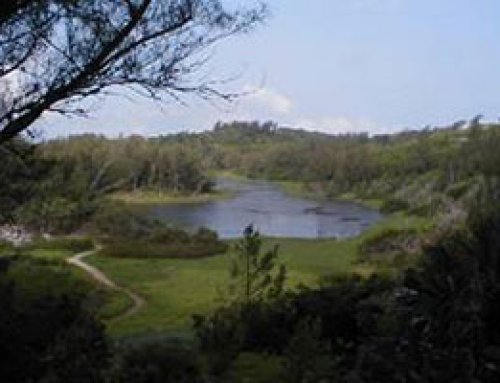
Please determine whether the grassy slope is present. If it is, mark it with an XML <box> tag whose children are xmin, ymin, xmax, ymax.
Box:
<box><xmin>88</xmin><ymin>212</ymin><xmax>431</xmax><ymax>336</ymax></box>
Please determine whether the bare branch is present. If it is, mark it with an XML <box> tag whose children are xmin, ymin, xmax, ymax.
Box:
<box><xmin>0</xmin><ymin>0</ymin><xmax>267</xmax><ymax>143</ymax></box>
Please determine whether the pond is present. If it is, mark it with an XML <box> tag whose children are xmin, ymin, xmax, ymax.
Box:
<box><xmin>147</xmin><ymin>178</ymin><xmax>382</xmax><ymax>239</ymax></box>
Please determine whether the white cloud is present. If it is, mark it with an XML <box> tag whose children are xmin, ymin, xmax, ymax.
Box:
<box><xmin>241</xmin><ymin>85</ymin><xmax>293</xmax><ymax>114</ymax></box>
<box><xmin>294</xmin><ymin>116</ymin><xmax>379</xmax><ymax>134</ymax></box>
<box><xmin>35</xmin><ymin>85</ymin><xmax>295</xmax><ymax>138</ymax></box>
<box><xmin>35</xmin><ymin>95</ymin><xmax>187</xmax><ymax>138</ymax></box>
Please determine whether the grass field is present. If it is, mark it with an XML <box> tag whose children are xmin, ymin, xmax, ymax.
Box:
<box><xmin>88</xmin><ymin>212</ymin><xmax>432</xmax><ymax>336</ymax></box>
<box><xmin>109</xmin><ymin>190</ymin><xmax>233</xmax><ymax>205</ymax></box>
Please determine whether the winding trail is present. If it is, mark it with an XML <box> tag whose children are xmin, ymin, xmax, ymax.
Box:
<box><xmin>68</xmin><ymin>246</ymin><xmax>145</xmax><ymax>321</ymax></box>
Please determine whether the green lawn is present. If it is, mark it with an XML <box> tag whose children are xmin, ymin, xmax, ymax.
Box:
<box><xmin>88</xmin><ymin>212</ymin><xmax>432</xmax><ymax>336</ymax></box>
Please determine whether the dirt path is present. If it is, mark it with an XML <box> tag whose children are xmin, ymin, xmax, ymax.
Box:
<box><xmin>68</xmin><ymin>247</ymin><xmax>145</xmax><ymax>321</ymax></box>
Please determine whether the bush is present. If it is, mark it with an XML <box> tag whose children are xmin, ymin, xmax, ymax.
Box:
<box><xmin>358</xmin><ymin>228</ymin><xmax>418</xmax><ymax>264</ymax></box>
<box><xmin>107</xmin><ymin>340</ymin><xmax>206</xmax><ymax>383</ymax></box>
<box><xmin>195</xmin><ymin>274</ymin><xmax>393</xmax><ymax>356</ymax></box>
<box><xmin>149</xmin><ymin>227</ymin><xmax>191</xmax><ymax>243</ymax></box>
<box><xmin>0</xmin><ymin>240</ymin><xmax>13</xmax><ymax>256</ymax></box>
<box><xmin>16</xmin><ymin>197</ymin><xmax>95</xmax><ymax>234</ymax></box>
<box><xmin>193</xmin><ymin>305</ymin><xmax>245</xmax><ymax>375</ymax></box>
<box><xmin>90</xmin><ymin>201</ymin><xmax>160</xmax><ymax>239</ymax></box>
<box><xmin>101</xmin><ymin>240</ymin><xmax>228</xmax><ymax>259</ymax></box>
<box><xmin>446</xmin><ymin>180</ymin><xmax>471</xmax><ymax>200</ymax></box>
<box><xmin>99</xmin><ymin>220</ymin><xmax>228</xmax><ymax>259</ymax></box>
<box><xmin>282</xmin><ymin>318</ymin><xmax>338</xmax><ymax>383</ymax></box>
<box><xmin>30</xmin><ymin>236</ymin><xmax>94</xmax><ymax>253</ymax></box>
<box><xmin>193</xmin><ymin>227</ymin><xmax>219</xmax><ymax>244</ymax></box>
<box><xmin>0</xmin><ymin>256</ymin><xmax>108</xmax><ymax>382</ymax></box>
<box><xmin>380</xmin><ymin>198</ymin><xmax>409</xmax><ymax>213</ymax></box>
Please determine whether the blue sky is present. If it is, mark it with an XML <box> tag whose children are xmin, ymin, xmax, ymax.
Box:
<box><xmin>38</xmin><ymin>0</ymin><xmax>500</xmax><ymax>137</ymax></box>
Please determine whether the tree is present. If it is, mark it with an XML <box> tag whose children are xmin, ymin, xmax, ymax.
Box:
<box><xmin>229</xmin><ymin>224</ymin><xmax>286</xmax><ymax>304</ymax></box>
<box><xmin>0</xmin><ymin>0</ymin><xmax>267</xmax><ymax>143</ymax></box>
<box><xmin>0</xmin><ymin>256</ymin><xmax>109</xmax><ymax>382</ymax></box>
<box><xmin>282</xmin><ymin>317</ymin><xmax>338</xmax><ymax>383</ymax></box>
<box><xmin>0</xmin><ymin>138</ymin><xmax>53</xmax><ymax>222</ymax></box>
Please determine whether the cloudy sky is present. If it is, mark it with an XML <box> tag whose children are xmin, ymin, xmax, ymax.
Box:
<box><xmin>36</xmin><ymin>0</ymin><xmax>500</xmax><ymax>138</ymax></box>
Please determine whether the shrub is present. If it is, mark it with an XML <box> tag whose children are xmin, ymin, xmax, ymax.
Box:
<box><xmin>90</xmin><ymin>201</ymin><xmax>160</xmax><ymax>239</ymax></box>
<box><xmin>30</xmin><ymin>236</ymin><xmax>94</xmax><ymax>253</ymax></box>
<box><xmin>149</xmin><ymin>227</ymin><xmax>191</xmax><ymax>244</ymax></box>
<box><xmin>193</xmin><ymin>227</ymin><xmax>219</xmax><ymax>244</ymax></box>
<box><xmin>193</xmin><ymin>305</ymin><xmax>244</xmax><ymax>375</ymax></box>
<box><xmin>16</xmin><ymin>197</ymin><xmax>95</xmax><ymax>234</ymax></box>
<box><xmin>282</xmin><ymin>318</ymin><xmax>338</xmax><ymax>383</ymax></box>
<box><xmin>99</xmin><ymin>219</ymin><xmax>228</xmax><ymax>259</ymax></box>
<box><xmin>0</xmin><ymin>240</ymin><xmax>13</xmax><ymax>256</ymax></box>
<box><xmin>407</xmin><ymin>203</ymin><xmax>433</xmax><ymax>216</ymax></box>
<box><xmin>380</xmin><ymin>198</ymin><xmax>409</xmax><ymax>213</ymax></box>
<box><xmin>0</xmin><ymin>256</ymin><xmax>108</xmax><ymax>382</ymax></box>
<box><xmin>358</xmin><ymin>228</ymin><xmax>418</xmax><ymax>263</ymax></box>
<box><xmin>446</xmin><ymin>180</ymin><xmax>471</xmax><ymax>200</ymax></box>
<box><xmin>107</xmin><ymin>340</ymin><xmax>206</xmax><ymax>383</ymax></box>
<box><xmin>195</xmin><ymin>274</ymin><xmax>393</xmax><ymax>357</ymax></box>
<box><xmin>101</xmin><ymin>239</ymin><xmax>228</xmax><ymax>259</ymax></box>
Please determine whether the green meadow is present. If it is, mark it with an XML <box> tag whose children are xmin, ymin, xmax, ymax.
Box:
<box><xmin>87</xmin><ymin>212</ymin><xmax>431</xmax><ymax>336</ymax></box>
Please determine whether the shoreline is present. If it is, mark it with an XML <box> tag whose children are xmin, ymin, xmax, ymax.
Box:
<box><xmin>275</xmin><ymin>180</ymin><xmax>384</xmax><ymax>211</ymax></box>
<box><xmin>108</xmin><ymin>189</ymin><xmax>234</xmax><ymax>205</ymax></box>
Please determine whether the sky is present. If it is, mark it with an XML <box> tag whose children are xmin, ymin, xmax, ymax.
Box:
<box><xmin>36</xmin><ymin>0</ymin><xmax>500</xmax><ymax>138</ymax></box>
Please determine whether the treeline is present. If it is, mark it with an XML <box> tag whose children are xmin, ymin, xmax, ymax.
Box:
<box><xmin>41</xmin><ymin>135</ymin><xmax>213</xmax><ymax>195</ymax></box>
<box><xmin>199</xmin><ymin>119</ymin><xmax>498</xmax><ymax>185</ymax></box>
<box><xmin>1</xmin><ymin>135</ymin><xmax>213</xmax><ymax>233</ymax></box>
<box><xmin>5</xmin><ymin>117</ymin><xmax>500</xmax><ymax>232</ymax></box>
<box><xmin>164</xmin><ymin>119</ymin><xmax>500</xmax><ymax>219</ymax></box>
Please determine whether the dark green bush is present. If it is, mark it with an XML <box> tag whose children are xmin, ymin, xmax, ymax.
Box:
<box><xmin>194</xmin><ymin>274</ymin><xmax>394</xmax><ymax>377</ymax></box>
<box><xmin>30</xmin><ymin>236</ymin><xmax>94</xmax><ymax>253</ymax></box>
<box><xmin>90</xmin><ymin>201</ymin><xmax>160</xmax><ymax>239</ymax></box>
<box><xmin>358</xmin><ymin>228</ymin><xmax>418</xmax><ymax>263</ymax></box>
<box><xmin>0</xmin><ymin>240</ymin><xmax>13</xmax><ymax>256</ymax></box>
<box><xmin>193</xmin><ymin>227</ymin><xmax>219</xmax><ymax>243</ymax></box>
<box><xmin>408</xmin><ymin>202</ymin><xmax>434</xmax><ymax>216</ymax></box>
<box><xmin>446</xmin><ymin>180</ymin><xmax>471</xmax><ymax>200</ymax></box>
<box><xmin>107</xmin><ymin>340</ymin><xmax>205</xmax><ymax>383</ymax></box>
<box><xmin>99</xmin><ymin>217</ymin><xmax>228</xmax><ymax>259</ymax></box>
<box><xmin>149</xmin><ymin>227</ymin><xmax>191</xmax><ymax>243</ymax></box>
<box><xmin>380</xmin><ymin>198</ymin><xmax>409</xmax><ymax>213</ymax></box>
<box><xmin>15</xmin><ymin>197</ymin><xmax>96</xmax><ymax>234</ymax></box>
<box><xmin>0</xmin><ymin>256</ymin><xmax>108</xmax><ymax>382</ymax></box>
<box><xmin>101</xmin><ymin>239</ymin><xmax>228</xmax><ymax>259</ymax></box>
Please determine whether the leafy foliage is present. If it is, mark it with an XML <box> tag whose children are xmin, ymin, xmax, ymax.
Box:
<box><xmin>0</xmin><ymin>256</ymin><xmax>109</xmax><ymax>382</ymax></box>
<box><xmin>94</xmin><ymin>204</ymin><xmax>228</xmax><ymax>259</ymax></box>
<box><xmin>0</xmin><ymin>0</ymin><xmax>266</xmax><ymax>141</ymax></box>
<box><xmin>228</xmin><ymin>225</ymin><xmax>286</xmax><ymax>304</ymax></box>
<box><xmin>107</xmin><ymin>340</ymin><xmax>206</xmax><ymax>383</ymax></box>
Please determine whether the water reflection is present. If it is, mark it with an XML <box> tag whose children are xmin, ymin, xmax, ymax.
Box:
<box><xmin>147</xmin><ymin>178</ymin><xmax>382</xmax><ymax>239</ymax></box>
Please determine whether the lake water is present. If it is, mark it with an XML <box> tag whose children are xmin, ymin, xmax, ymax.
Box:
<box><xmin>147</xmin><ymin>178</ymin><xmax>382</xmax><ymax>239</ymax></box>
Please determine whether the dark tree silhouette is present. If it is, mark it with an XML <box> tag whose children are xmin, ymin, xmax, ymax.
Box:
<box><xmin>0</xmin><ymin>0</ymin><xmax>266</xmax><ymax>143</ymax></box>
